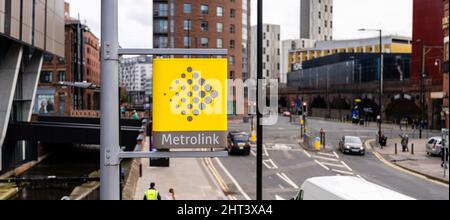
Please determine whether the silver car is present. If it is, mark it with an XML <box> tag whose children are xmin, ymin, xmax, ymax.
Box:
<box><xmin>426</xmin><ymin>137</ymin><xmax>443</xmax><ymax>156</ymax></box>
<box><xmin>339</xmin><ymin>136</ymin><xmax>365</xmax><ymax>155</ymax></box>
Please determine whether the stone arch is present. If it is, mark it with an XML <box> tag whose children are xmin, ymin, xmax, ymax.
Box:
<box><xmin>385</xmin><ymin>96</ymin><xmax>420</xmax><ymax>123</ymax></box>
<box><xmin>310</xmin><ymin>96</ymin><xmax>327</xmax><ymax>109</ymax></box>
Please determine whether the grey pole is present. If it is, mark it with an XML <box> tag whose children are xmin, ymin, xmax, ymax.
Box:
<box><xmin>100</xmin><ymin>0</ymin><xmax>121</xmax><ymax>200</ymax></box>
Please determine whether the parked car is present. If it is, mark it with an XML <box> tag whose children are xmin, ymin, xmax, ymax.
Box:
<box><xmin>426</xmin><ymin>137</ymin><xmax>443</xmax><ymax>156</ymax></box>
<box><xmin>339</xmin><ymin>136</ymin><xmax>365</xmax><ymax>155</ymax></box>
<box><xmin>293</xmin><ymin>176</ymin><xmax>415</xmax><ymax>200</ymax></box>
<box><xmin>282</xmin><ymin>111</ymin><xmax>292</xmax><ymax>117</ymax></box>
<box><xmin>227</xmin><ymin>131</ymin><xmax>251</xmax><ymax>156</ymax></box>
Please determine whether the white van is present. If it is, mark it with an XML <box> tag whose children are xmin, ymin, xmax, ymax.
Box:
<box><xmin>294</xmin><ymin>176</ymin><xmax>415</xmax><ymax>200</ymax></box>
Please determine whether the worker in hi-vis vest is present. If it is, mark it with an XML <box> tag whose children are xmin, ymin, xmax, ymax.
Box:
<box><xmin>144</xmin><ymin>182</ymin><xmax>161</xmax><ymax>200</ymax></box>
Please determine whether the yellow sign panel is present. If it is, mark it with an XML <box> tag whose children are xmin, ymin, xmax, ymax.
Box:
<box><xmin>153</xmin><ymin>58</ymin><xmax>228</xmax><ymax>133</ymax></box>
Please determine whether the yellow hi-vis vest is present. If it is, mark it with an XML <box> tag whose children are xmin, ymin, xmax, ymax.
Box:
<box><xmin>145</xmin><ymin>189</ymin><xmax>159</xmax><ymax>200</ymax></box>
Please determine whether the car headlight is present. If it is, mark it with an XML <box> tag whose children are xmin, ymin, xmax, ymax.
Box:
<box><xmin>345</xmin><ymin>146</ymin><xmax>351</xmax><ymax>149</ymax></box>
<box><xmin>360</xmin><ymin>147</ymin><xmax>364</xmax><ymax>150</ymax></box>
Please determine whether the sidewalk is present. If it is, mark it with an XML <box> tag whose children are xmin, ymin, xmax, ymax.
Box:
<box><xmin>134</xmin><ymin>142</ymin><xmax>228</xmax><ymax>200</ymax></box>
<box><xmin>372</xmin><ymin>138</ymin><xmax>449</xmax><ymax>184</ymax></box>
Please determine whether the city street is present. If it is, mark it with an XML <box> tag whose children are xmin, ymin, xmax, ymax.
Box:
<box><xmin>211</xmin><ymin>117</ymin><xmax>449</xmax><ymax>200</ymax></box>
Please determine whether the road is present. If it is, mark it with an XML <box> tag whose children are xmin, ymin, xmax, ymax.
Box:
<box><xmin>211</xmin><ymin>117</ymin><xmax>449</xmax><ymax>200</ymax></box>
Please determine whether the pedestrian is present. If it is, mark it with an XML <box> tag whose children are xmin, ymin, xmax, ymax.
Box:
<box><xmin>165</xmin><ymin>188</ymin><xmax>176</xmax><ymax>200</ymax></box>
<box><xmin>132</xmin><ymin>110</ymin><xmax>139</xmax><ymax>120</ymax></box>
<box><xmin>143</xmin><ymin>182</ymin><xmax>161</xmax><ymax>200</ymax></box>
<box><xmin>400</xmin><ymin>134</ymin><xmax>409</xmax><ymax>152</ymax></box>
<box><xmin>442</xmin><ymin>147</ymin><xmax>449</xmax><ymax>168</ymax></box>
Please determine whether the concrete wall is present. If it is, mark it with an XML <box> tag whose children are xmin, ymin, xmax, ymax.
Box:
<box><xmin>0</xmin><ymin>42</ymin><xmax>23</xmax><ymax>172</ymax></box>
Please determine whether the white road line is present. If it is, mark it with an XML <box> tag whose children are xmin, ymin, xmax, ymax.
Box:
<box><xmin>278</xmin><ymin>184</ymin><xmax>285</xmax><ymax>190</ymax></box>
<box><xmin>312</xmin><ymin>155</ymin><xmax>340</xmax><ymax>162</ymax></box>
<box><xmin>332</xmin><ymin>169</ymin><xmax>354</xmax><ymax>176</ymax></box>
<box><xmin>318</xmin><ymin>152</ymin><xmax>335</xmax><ymax>157</ymax></box>
<box><xmin>314</xmin><ymin>160</ymin><xmax>330</xmax><ymax>171</ymax></box>
<box><xmin>275</xmin><ymin>195</ymin><xmax>286</xmax><ymax>200</ymax></box>
<box><xmin>357</xmin><ymin>175</ymin><xmax>367</xmax><ymax>181</ymax></box>
<box><xmin>333</xmin><ymin>151</ymin><xmax>340</xmax><ymax>159</ymax></box>
<box><xmin>250</xmin><ymin>150</ymin><xmax>257</xmax><ymax>157</ymax></box>
<box><xmin>320</xmin><ymin>162</ymin><xmax>346</xmax><ymax>168</ymax></box>
<box><xmin>276</xmin><ymin>173</ymin><xmax>299</xmax><ymax>189</ymax></box>
<box><xmin>302</xmin><ymin>149</ymin><xmax>312</xmax><ymax>158</ymax></box>
<box><xmin>263</xmin><ymin>145</ymin><xmax>269</xmax><ymax>157</ymax></box>
<box><xmin>214</xmin><ymin>158</ymin><xmax>252</xmax><ymax>200</ymax></box>
<box><xmin>263</xmin><ymin>159</ymin><xmax>279</xmax><ymax>169</ymax></box>
<box><xmin>340</xmin><ymin>161</ymin><xmax>353</xmax><ymax>172</ymax></box>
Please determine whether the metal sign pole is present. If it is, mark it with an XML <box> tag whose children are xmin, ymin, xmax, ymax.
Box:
<box><xmin>256</xmin><ymin>0</ymin><xmax>263</xmax><ymax>201</ymax></box>
<box><xmin>100</xmin><ymin>0</ymin><xmax>121</xmax><ymax>200</ymax></box>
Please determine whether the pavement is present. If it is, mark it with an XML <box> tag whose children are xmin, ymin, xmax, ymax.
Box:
<box><xmin>371</xmin><ymin>138</ymin><xmax>449</xmax><ymax>184</ymax></box>
<box><xmin>134</xmin><ymin>141</ymin><xmax>228</xmax><ymax>200</ymax></box>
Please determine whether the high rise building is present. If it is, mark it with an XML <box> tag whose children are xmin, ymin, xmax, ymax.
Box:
<box><xmin>37</xmin><ymin>2</ymin><xmax>101</xmax><ymax>116</ymax></box>
<box><xmin>300</xmin><ymin>0</ymin><xmax>333</xmax><ymax>41</ymax></box>
<box><xmin>0</xmin><ymin>0</ymin><xmax>65</xmax><ymax>172</ymax></box>
<box><xmin>250</xmin><ymin>24</ymin><xmax>281</xmax><ymax>81</ymax></box>
<box><xmin>281</xmin><ymin>39</ymin><xmax>316</xmax><ymax>84</ymax></box>
<box><xmin>153</xmin><ymin>0</ymin><xmax>251</xmax><ymax>114</ymax></box>
<box><xmin>120</xmin><ymin>56</ymin><xmax>153</xmax><ymax>106</ymax></box>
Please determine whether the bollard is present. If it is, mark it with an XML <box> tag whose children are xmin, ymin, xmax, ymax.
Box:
<box><xmin>411</xmin><ymin>144</ymin><xmax>414</xmax><ymax>155</ymax></box>
<box><xmin>395</xmin><ymin>143</ymin><xmax>398</xmax><ymax>155</ymax></box>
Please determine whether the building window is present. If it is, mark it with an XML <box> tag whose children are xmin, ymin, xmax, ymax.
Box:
<box><xmin>230</xmin><ymin>9</ymin><xmax>236</xmax><ymax>18</ymax></box>
<box><xmin>229</xmin><ymin>56</ymin><xmax>235</xmax><ymax>65</ymax></box>
<box><xmin>201</xmin><ymin>21</ymin><xmax>209</xmax><ymax>31</ymax></box>
<box><xmin>201</xmin><ymin>5</ymin><xmax>209</xmax><ymax>15</ymax></box>
<box><xmin>230</xmin><ymin>71</ymin><xmax>235</xmax><ymax>79</ymax></box>
<box><xmin>200</xmin><ymin>37</ymin><xmax>209</xmax><ymax>47</ymax></box>
<box><xmin>217</xmin><ymin>23</ymin><xmax>223</xmax><ymax>33</ymax></box>
<box><xmin>217</xmin><ymin>38</ymin><xmax>223</xmax><ymax>48</ymax></box>
<box><xmin>230</xmin><ymin>24</ymin><xmax>236</xmax><ymax>33</ymax></box>
<box><xmin>40</xmin><ymin>71</ymin><xmax>53</xmax><ymax>83</ymax></box>
<box><xmin>217</xmin><ymin>7</ymin><xmax>224</xmax><ymax>17</ymax></box>
<box><xmin>184</xmin><ymin>20</ymin><xmax>192</xmax><ymax>30</ymax></box>
<box><xmin>59</xmin><ymin>71</ymin><xmax>66</xmax><ymax>82</ymax></box>
<box><xmin>230</xmin><ymin>40</ymin><xmax>235</xmax><ymax>49</ymax></box>
<box><xmin>184</xmin><ymin>36</ymin><xmax>192</xmax><ymax>47</ymax></box>
<box><xmin>184</xmin><ymin>4</ymin><xmax>192</xmax><ymax>13</ymax></box>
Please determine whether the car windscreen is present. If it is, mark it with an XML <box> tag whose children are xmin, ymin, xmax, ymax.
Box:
<box><xmin>233</xmin><ymin>134</ymin><xmax>249</xmax><ymax>142</ymax></box>
<box><xmin>346</xmin><ymin>137</ymin><xmax>362</xmax><ymax>144</ymax></box>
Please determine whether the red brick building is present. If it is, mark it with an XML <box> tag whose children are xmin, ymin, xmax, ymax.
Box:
<box><xmin>443</xmin><ymin>0</ymin><xmax>449</xmax><ymax>128</ymax></box>
<box><xmin>37</xmin><ymin>2</ymin><xmax>100</xmax><ymax>116</ymax></box>
<box><xmin>412</xmin><ymin>0</ymin><xmax>445</xmax><ymax>128</ymax></box>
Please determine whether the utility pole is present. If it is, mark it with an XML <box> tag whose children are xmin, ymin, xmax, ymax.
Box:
<box><xmin>100</xmin><ymin>0</ymin><xmax>121</xmax><ymax>200</ymax></box>
<box><xmin>256</xmin><ymin>0</ymin><xmax>263</xmax><ymax>201</ymax></box>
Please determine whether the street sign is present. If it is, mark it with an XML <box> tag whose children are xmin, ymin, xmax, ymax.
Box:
<box><xmin>153</xmin><ymin>58</ymin><xmax>228</xmax><ymax>149</ymax></box>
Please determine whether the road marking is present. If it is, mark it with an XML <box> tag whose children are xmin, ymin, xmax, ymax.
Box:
<box><xmin>320</xmin><ymin>161</ymin><xmax>346</xmax><ymax>169</ymax></box>
<box><xmin>275</xmin><ymin>195</ymin><xmax>286</xmax><ymax>200</ymax></box>
<box><xmin>263</xmin><ymin>159</ymin><xmax>279</xmax><ymax>169</ymax></box>
<box><xmin>314</xmin><ymin>160</ymin><xmax>330</xmax><ymax>171</ymax></box>
<box><xmin>333</xmin><ymin>151</ymin><xmax>340</xmax><ymax>159</ymax></box>
<box><xmin>318</xmin><ymin>152</ymin><xmax>335</xmax><ymax>158</ymax></box>
<box><xmin>263</xmin><ymin>145</ymin><xmax>269</xmax><ymax>157</ymax></box>
<box><xmin>357</xmin><ymin>175</ymin><xmax>367</xmax><ymax>181</ymax></box>
<box><xmin>276</xmin><ymin>173</ymin><xmax>299</xmax><ymax>189</ymax></box>
<box><xmin>312</xmin><ymin>155</ymin><xmax>340</xmax><ymax>162</ymax></box>
<box><xmin>366</xmin><ymin>140</ymin><xmax>449</xmax><ymax>188</ymax></box>
<box><xmin>340</xmin><ymin>161</ymin><xmax>353</xmax><ymax>172</ymax></box>
<box><xmin>278</xmin><ymin>184</ymin><xmax>285</xmax><ymax>190</ymax></box>
<box><xmin>332</xmin><ymin>169</ymin><xmax>354</xmax><ymax>176</ymax></box>
<box><xmin>203</xmin><ymin>158</ymin><xmax>231</xmax><ymax>198</ymax></box>
<box><xmin>214</xmin><ymin>158</ymin><xmax>252</xmax><ymax>200</ymax></box>
<box><xmin>272</xmin><ymin>144</ymin><xmax>292</xmax><ymax>150</ymax></box>
<box><xmin>302</xmin><ymin>149</ymin><xmax>312</xmax><ymax>158</ymax></box>
<box><xmin>250</xmin><ymin>150</ymin><xmax>256</xmax><ymax>157</ymax></box>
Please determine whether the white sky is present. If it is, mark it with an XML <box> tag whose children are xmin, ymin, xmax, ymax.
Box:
<box><xmin>66</xmin><ymin>0</ymin><xmax>412</xmax><ymax>47</ymax></box>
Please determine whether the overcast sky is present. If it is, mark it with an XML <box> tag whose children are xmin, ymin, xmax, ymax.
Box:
<box><xmin>66</xmin><ymin>0</ymin><xmax>412</xmax><ymax>48</ymax></box>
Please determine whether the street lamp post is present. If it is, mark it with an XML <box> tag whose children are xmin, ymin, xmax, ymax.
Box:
<box><xmin>417</xmin><ymin>40</ymin><xmax>444</xmax><ymax>138</ymax></box>
<box><xmin>359</xmin><ymin>29</ymin><xmax>383</xmax><ymax>143</ymax></box>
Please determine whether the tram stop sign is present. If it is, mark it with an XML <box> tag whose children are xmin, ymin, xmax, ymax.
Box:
<box><xmin>153</xmin><ymin>58</ymin><xmax>228</xmax><ymax>149</ymax></box>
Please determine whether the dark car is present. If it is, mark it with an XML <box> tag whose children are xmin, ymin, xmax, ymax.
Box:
<box><xmin>227</xmin><ymin>131</ymin><xmax>251</xmax><ymax>156</ymax></box>
<box><xmin>339</xmin><ymin>136</ymin><xmax>365</xmax><ymax>155</ymax></box>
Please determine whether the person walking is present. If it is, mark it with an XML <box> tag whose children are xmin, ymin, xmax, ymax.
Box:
<box><xmin>400</xmin><ymin>134</ymin><xmax>409</xmax><ymax>152</ymax></box>
<box><xmin>143</xmin><ymin>182</ymin><xmax>161</xmax><ymax>200</ymax></box>
<box><xmin>442</xmin><ymin>147</ymin><xmax>449</xmax><ymax>168</ymax></box>
<box><xmin>165</xmin><ymin>188</ymin><xmax>176</xmax><ymax>200</ymax></box>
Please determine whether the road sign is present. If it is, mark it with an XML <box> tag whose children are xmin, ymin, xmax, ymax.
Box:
<box><xmin>153</xmin><ymin>58</ymin><xmax>228</xmax><ymax>149</ymax></box>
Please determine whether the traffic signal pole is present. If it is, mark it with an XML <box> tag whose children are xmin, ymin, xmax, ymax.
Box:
<box><xmin>256</xmin><ymin>0</ymin><xmax>263</xmax><ymax>201</ymax></box>
<box><xmin>100</xmin><ymin>0</ymin><xmax>121</xmax><ymax>200</ymax></box>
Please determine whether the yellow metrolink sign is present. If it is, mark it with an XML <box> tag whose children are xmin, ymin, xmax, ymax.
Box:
<box><xmin>153</xmin><ymin>59</ymin><xmax>228</xmax><ymax>149</ymax></box>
